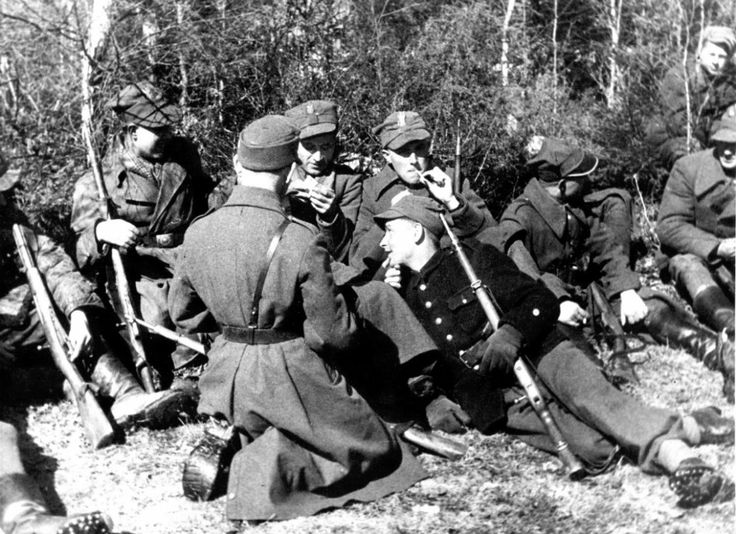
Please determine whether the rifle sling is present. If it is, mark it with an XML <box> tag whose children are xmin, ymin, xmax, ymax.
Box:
<box><xmin>249</xmin><ymin>218</ymin><xmax>290</xmax><ymax>331</ymax></box>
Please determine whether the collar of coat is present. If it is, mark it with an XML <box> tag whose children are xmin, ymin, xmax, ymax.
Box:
<box><xmin>693</xmin><ymin>149</ymin><xmax>735</xmax><ymax>198</ymax></box>
<box><xmin>225</xmin><ymin>185</ymin><xmax>284</xmax><ymax>213</ymax></box>
<box><xmin>373</xmin><ymin>161</ymin><xmax>437</xmax><ymax>200</ymax></box>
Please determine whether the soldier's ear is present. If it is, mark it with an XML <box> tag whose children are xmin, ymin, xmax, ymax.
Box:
<box><xmin>381</xmin><ymin>148</ymin><xmax>392</xmax><ymax>162</ymax></box>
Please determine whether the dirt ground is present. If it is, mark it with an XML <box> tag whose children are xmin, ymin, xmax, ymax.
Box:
<box><xmin>1</xmin><ymin>340</ymin><xmax>733</xmax><ymax>534</ymax></box>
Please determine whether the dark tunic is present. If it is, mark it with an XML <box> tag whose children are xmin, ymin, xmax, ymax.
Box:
<box><xmin>168</xmin><ymin>185</ymin><xmax>425</xmax><ymax>521</ymax></box>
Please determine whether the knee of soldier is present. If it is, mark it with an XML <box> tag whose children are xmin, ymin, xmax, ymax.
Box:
<box><xmin>0</xmin><ymin>420</ymin><xmax>19</xmax><ymax>448</ymax></box>
<box><xmin>668</xmin><ymin>253</ymin><xmax>714</xmax><ymax>283</ymax></box>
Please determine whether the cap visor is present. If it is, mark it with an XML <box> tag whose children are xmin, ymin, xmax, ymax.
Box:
<box><xmin>374</xmin><ymin>207</ymin><xmax>405</xmax><ymax>228</ymax></box>
<box><xmin>300</xmin><ymin>123</ymin><xmax>337</xmax><ymax>139</ymax></box>
<box><xmin>565</xmin><ymin>154</ymin><xmax>599</xmax><ymax>177</ymax></box>
<box><xmin>386</xmin><ymin>129</ymin><xmax>431</xmax><ymax>150</ymax></box>
<box><xmin>711</xmin><ymin>129</ymin><xmax>736</xmax><ymax>143</ymax></box>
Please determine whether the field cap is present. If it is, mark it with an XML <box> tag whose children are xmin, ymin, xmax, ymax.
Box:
<box><xmin>711</xmin><ymin>114</ymin><xmax>736</xmax><ymax>143</ymax></box>
<box><xmin>373</xmin><ymin>111</ymin><xmax>431</xmax><ymax>150</ymax></box>
<box><xmin>374</xmin><ymin>193</ymin><xmax>445</xmax><ymax>238</ymax></box>
<box><xmin>0</xmin><ymin>149</ymin><xmax>20</xmax><ymax>191</ymax></box>
<box><xmin>106</xmin><ymin>81</ymin><xmax>180</xmax><ymax>129</ymax></box>
<box><xmin>237</xmin><ymin>115</ymin><xmax>299</xmax><ymax>171</ymax></box>
<box><xmin>701</xmin><ymin>26</ymin><xmax>736</xmax><ymax>56</ymax></box>
<box><xmin>285</xmin><ymin>100</ymin><xmax>338</xmax><ymax>139</ymax></box>
<box><xmin>527</xmin><ymin>137</ymin><xmax>598</xmax><ymax>180</ymax></box>
<box><xmin>560</xmin><ymin>150</ymin><xmax>599</xmax><ymax>178</ymax></box>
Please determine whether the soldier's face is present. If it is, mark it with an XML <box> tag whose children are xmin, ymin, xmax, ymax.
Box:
<box><xmin>715</xmin><ymin>141</ymin><xmax>736</xmax><ymax>171</ymax></box>
<box><xmin>131</xmin><ymin>125</ymin><xmax>172</xmax><ymax>161</ymax></box>
<box><xmin>380</xmin><ymin>218</ymin><xmax>421</xmax><ymax>266</ymax></box>
<box><xmin>558</xmin><ymin>177</ymin><xmax>587</xmax><ymax>202</ymax></box>
<box><xmin>699</xmin><ymin>42</ymin><xmax>731</xmax><ymax>77</ymax></box>
<box><xmin>383</xmin><ymin>140</ymin><xmax>430</xmax><ymax>185</ymax></box>
<box><xmin>297</xmin><ymin>133</ymin><xmax>336</xmax><ymax>176</ymax></box>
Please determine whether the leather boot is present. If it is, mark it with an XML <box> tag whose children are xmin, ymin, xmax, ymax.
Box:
<box><xmin>91</xmin><ymin>353</ymin><xmax>197</xmax><ymax>429</ymax></box>
<box><xmin>0</xmin><ymin>474</ymin><xmax>112</xmax><ymax>534</ymax></box>
<box><xmin>645</xmin><ymin>299</ymin><xmax>735</xmax><ymax>402</ymax></box>
<box><xmin>693</xmin><ymin>285</ymin><xmax>735</xmax><ymax>337</ymax></box>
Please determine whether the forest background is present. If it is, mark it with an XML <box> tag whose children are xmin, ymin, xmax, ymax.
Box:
<box><xmin>2</xmin><ymin>0</ymin><xmax>735</xmax><ymax>243</ymax></box>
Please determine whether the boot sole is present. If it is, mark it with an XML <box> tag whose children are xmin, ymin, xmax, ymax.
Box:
<box><xmin>116</xmin><ymin>391</ymin><xmax>197</xmax><ymax>430</ymax></box>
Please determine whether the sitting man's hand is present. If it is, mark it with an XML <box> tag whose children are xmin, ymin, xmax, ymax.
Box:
<box><xmin>68</xmin><ymin>309</ymin><xmax>92</xmax><ymax>359</ymax></box>
<box><xmin>383</xmin><ymin>263</ymin><xmax>402</xmax><ymax>289</ymax></box>
<box><xmin>479</xmin><ymin>324</ymin><xmax>523</xmax><ymax>376</ymax></box>
<box><xmin>425</xmin><ymin>395</ymin><xmax>471</xmax><ymax>434</ymax></box>
<box><xmin>619</xmin><ymin>289</ymin><xmax>648</xmax><ymax>326</ymax></box>
<box><xmin>558</xmin><ymin>300</ymin><xmax>588</xmax><ymax>326</ymax></box>
<box><xmin>717</xmin><ymin>238</ymin><xmax>736</xmax><ymax>259</ymax></box>
<box><xmin>95</xmin><ymin>219</ymin><xmax>140</xmax><ymax>252</ymax></box>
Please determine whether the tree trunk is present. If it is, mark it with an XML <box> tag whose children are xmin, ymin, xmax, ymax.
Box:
<box><xmin>552</xmin><ymin>0</ymin><xmax>558</xmax><ymax>114</ymax></box>
<box><xmin>501</xmin><ymin>0</ymin><xmax>515</xmax><ymax>88</ymax></box>
<box><xmin>176</xmin><ymin>0</ymin><xmax>189</xmax><ymax>111</ymax></box>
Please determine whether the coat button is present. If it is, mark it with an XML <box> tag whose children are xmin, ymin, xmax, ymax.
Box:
<box><xmin>446</xmin><ymin>334</ymin><xmax>453</xmax><ymax>341</ymax></box>
<box><xmin>228</xmin><ymin>492</ymin><xmax>236</xmax><ymax>500</ymax></box>
<box><xmin>532</xmin><ymin>308</ymin><xmax>540</xmax><ymax>316</ymax></box>
<box><xmin>434</xmin><ymin>317</ymin><xmax>442</xmax><ymax>325</ymax></box>
<box><xmin>425</xmin><ymin>301</ymin><xmax>432</xmax><ymax>309</ymax></box>
<box><xmin>419</xmin><ymin>284</ymin><xmax>427</xmax><ymax>291</ymax></box>
<box><xmin>462</xmin><ymin>298</ymin><xmax>468</xmax><ymax>304</ymax></box>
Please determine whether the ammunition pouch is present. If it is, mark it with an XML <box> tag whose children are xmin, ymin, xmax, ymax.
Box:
<box><xmin>182</xmin><ymin>427</ymin><xmax>239</xmax><ymax>502</ymax></box>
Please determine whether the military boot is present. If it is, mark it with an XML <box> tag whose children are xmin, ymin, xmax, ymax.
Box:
<box><xmin>0</xmin><ymin>474</ymin><xmax>112</xmax><ymax>534</ymax></box>
<box><xmin>645</xmin><ymin>298</ymin><xmax>735</xmax><ymax>401</ymax></box>
<box><xmin>693</xmin><ymin>285</ymin><xmax>735</xmax><ymax>337</ymax></box>
<box><xmin>91</xmin><ymin>353</ymin><xmax>197</xmax><ymax>429</ymax></box>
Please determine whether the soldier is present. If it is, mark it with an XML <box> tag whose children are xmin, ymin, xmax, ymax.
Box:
<box><xmin>283</xmin><ymin>99</ymin><xmax>362</xmax><ymax>262</ymax></box>
<box><xmin>499</xmin><ymin>137</ymin><xmax>735</xmax><ymax>401</ymax></box>
<box><xmin>646</xmin><ymin>26</ymin><xmax>736</xmax><ymax>169</ymax></box>
<box><xmin>349</xmin><ymin>110</ymin><xmax>494</xmax><ymax>276</ymax></box>
<box><xmin>1</xmin><ymin>151</ymin><xmax>185</xmax><ymax>534</ymax></box>
<box><xmin>168</xmin><ymin>115</ymin><xmax>425</xmax><ymax>525</ymax></box>
<box><xmin>376</xmin><ymin>193</ymin><xmax>735</xmax><ymax>508</ymax></box>
<box><xmin>71</xmin><ymin>81</ymin><xmax>214</xmax><ymax>386</ymax></box>
<box><xmin>656</xmin><ymin>116</ymin><xmax>735</xmax><ymax>352</ymax></box>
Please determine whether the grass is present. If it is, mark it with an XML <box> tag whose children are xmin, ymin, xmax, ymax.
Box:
<box><xmin>1</xmin><ymin>338</ymin><xmax>733</xmax><ymax>534</ymax></box>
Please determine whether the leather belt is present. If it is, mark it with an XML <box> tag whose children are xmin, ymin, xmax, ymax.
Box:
<box><xmin>221</xmin><ymin>325</ymin><xmax>301</xmax><ymax>345</ymax></box>
<box><xmin>139</xmin><ymin>233</ymin><xmax>183</xmax><ymax>248</ymax></box>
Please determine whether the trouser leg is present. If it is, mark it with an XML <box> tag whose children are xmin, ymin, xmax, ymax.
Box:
<box><xmin>535</xmin><ymin>340</ymin><xmax>689</xmax><ymax>473</ymax></box>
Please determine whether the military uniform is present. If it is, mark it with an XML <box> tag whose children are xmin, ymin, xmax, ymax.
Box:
<box><xmin>399</xmin><ymin>238</ymin><xmax>694</xmax><ymax>472</ymax></box>
<box><xmin>169</xmin><ymin>116</ymin><xmax>425</xmax><ymax>522</ymax></box>
<box><xmin>657</xmin><ymin>147</ymin><xmax>735</xmax><ymax>333</ymax></box>
<box><xmin>70</xmin><ymin>83</ymin><xmax>214</xmax><ymax>372</ymax></box>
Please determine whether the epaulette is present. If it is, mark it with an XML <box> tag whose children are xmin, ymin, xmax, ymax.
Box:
<box><xmin>188</xmin><ymin>206</ymin><xmax>219</xmax><ymax>227</ymax></box>
<box><xmin>287</xmin><ymin>215</ymin><xmax>319</xmax><ymax>235</ymax></box>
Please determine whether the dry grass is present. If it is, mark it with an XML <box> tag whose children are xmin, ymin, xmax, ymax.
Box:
<box><xmin>1</xmin><ymin>340</ymin><xmax>733</xmax><ymax>534</ymax></box>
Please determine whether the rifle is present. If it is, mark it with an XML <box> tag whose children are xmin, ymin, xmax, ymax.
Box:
<box><xmin>134</xmin><ymin>317</ymin><xmax>206</xmax><ymax>355</ymax></box>
<box><xmin>439</xmin><ymin>215</ymin><xmax>586</xmax><ymax>480</ymax></box>
<box><xmin>453</xmin><ymin>122</ymin><xmax>462</xmax><ymax>194</ymax></box>
<box><xmin>80</xmin><ymin>90</ymin><xmax>155</xmax><ymax>393</ymax></box>
<box><xmin>714</xmin><ymin>262</ymin><xmax>735</xmax><ymax>299</ymax></box>
<box><xmin>587</xmin><ymin>282</ymin><xmax>640</xmax><ymax>385</ymax></box>
<box><xmin>12</xmin><ymin>224</ymin><xmax>116</xmax><ymax>450</ymax></box>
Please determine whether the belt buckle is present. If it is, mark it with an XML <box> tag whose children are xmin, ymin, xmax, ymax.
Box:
<box><xmin>157</xmin><ymin>234</ymin><xmax>173</xmax><ymax>247</ymax></box>
<box><xmin>458</xmin><ymin>350</ymin><xmax>478</xmax><ymax>370</ymax></box>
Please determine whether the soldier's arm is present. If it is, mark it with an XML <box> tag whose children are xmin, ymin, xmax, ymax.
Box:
<box><xmin>656</xmin><ymin>161</ymin><xmax>721</xmax><ymax>260</ymax></box>
<box><xmin>70</xmin><ymin>172</ymin><xmax>107</xmax><ymax>271</ymax></box>
<box><xmin>32</xmin><ymin>232</ymin><xmax>103</xmax><ymax>318</ymax></box>
<box><xmin>300</xmin><ymin>234</ymin><xmax>357</xmax><ymax>355</ymax></box>
<box><xmin>168</xmin><ymin>244</ymin><xmax>218</xmax><ymax>334</ymax></box>
<box><xmin>317</xmin><ymin>172</ymin><xmax>363</xmax><ymax>263</ymax></box>
<box><xmin>450</xmin><ymin>178</ymin><xmax>496</xmax><ymax>237</ymax></box>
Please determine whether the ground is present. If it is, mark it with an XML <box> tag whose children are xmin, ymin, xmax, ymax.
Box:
<box><xmin>1</xmin><ymin>339</ymin><xmax>733</xmax><ymax>534</ymax></box>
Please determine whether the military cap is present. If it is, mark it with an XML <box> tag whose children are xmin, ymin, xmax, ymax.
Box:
<box><xmin>701</xmin><ymin>26</ymin><xmax>736</xmax><ymax>56</ymax></box>
<box><xmin>374</xmin><ymin>193</ymin><xmax>445</xmax><ymax>238</ymax></box>
<box><xmin>106</xmin><ymin>81</ymin><xmax>180</xmax><ymax>129</ymax></box>
<box><xmin>237</xmin><ymin>115</ymin><xmax>299</xmax><ymax>171</ymax></box>
<box><xmin>373</xmin><ymin>111</ymin><xmax>431</xmax><ymax>150</ymax></box>
<box><xmin>284</xmin><ymin>100</ymin><xmax>338</xmax><ymax>139</ymax></box>
<box><xmin>526</xmin><ymin>136</ymin><xmax>598</xmax><ymax>180</ymax></box>
<box><xmin>0</xmin><ymin>149</ymin><xmax>20</xmax><ymax>192</ymax></box>
<box><xmin>711</xmin><ymin>113</ymin><xmax>736</xmax><ymax>143</ymax></box>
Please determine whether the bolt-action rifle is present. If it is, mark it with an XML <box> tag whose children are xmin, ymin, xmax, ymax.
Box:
<box><xmin>12</xmin><ymin>224</ymin><xmax>115</xmax><ymax>449</ymax></box>
<box><xmin>439</xmin><ymin>215</ymin><xmax>585</xmax><ymax>479</ymax></box>
<box><xmin>80</xmin><ymin>88</ymin><xmax>155</xmax><ymax>393</ymax></box>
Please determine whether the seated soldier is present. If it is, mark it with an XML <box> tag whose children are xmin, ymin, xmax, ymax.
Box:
<box><xmin>349</xmin><ymin>110</ymin><xmax>494</xmax><ymax>276</ymax></box>
<box><xmin>499</xmin><ymin>137</ymin><xmax>734</xmax><ymax>401</ymax></box>
<box><xmin>656</xmin><ymin>116</ymin><xmax>735</xmax><ymax>359</ymax></box>
<box><xmin>376</xmin><ymin>193</ymin><xmax>735</xmax><ymax>509</ymax></box>
<box><xmin>168</xmin><ymin>115</ymin><xmax>425</xmax><ymax>526</ymax></box>
<box><xmin>71</xmin><ymin>81</ymin><xmax>214</xmax><ymax>388</ymax></box>
<box><xmin>646</xmin><ymin>26</ymin><xmax>736</xmax><ymax>170</ymax></box>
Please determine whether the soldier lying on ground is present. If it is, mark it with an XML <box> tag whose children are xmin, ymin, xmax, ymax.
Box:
<box><xmin>71</xmin><ymin>81</ymin><xmax>215</xmax><ymax>389</ymax></box>
<box><xmin>499</xmin><ymin>137</ymin><xmax>735</xmax><ymax>401</ymax></box>
<box><xmin>646</xmin><ymin>26</ymin><xmax>736</xmax><ymax>170</ymax></box>
<box><xmin>169</xmin><ymin>115</ymin><xmax>425</xmax><ymax>527</ymax></box>
<box><xmin>376</xmin><ymin>193</ymin><xmax>735</xmax><ymax>508</ymax></box>
<box><xmin>656</xmin><ymin>114</ymin><xmax>736</xmax><ymax>387</ymax></box>
<box><xmin>0</xmin><ymin>151</ymin><xmax>187</xmax><ymax>534</ymax></box>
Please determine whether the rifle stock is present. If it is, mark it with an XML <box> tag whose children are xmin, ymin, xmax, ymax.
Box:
<box><xmin>12</xmin><ymin>224</ymin><xmax>115</xmax><ymax>449</ymax></box>
<box><xmin>439</xmin><ymin>215</ymin><xmax>586</xmax><ymax>480</ymax></box>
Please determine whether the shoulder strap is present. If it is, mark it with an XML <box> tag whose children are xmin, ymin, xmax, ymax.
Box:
<box><xmin>249</xmin><ymin>218</ymin><xmax>290</xmax><ymax>328</ymax></box>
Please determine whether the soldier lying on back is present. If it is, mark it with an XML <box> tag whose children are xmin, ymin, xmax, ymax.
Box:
<box><xmin>500</xmin><ymin>137</ymin><xmax>734</xmax><ymax>400</ymax></box>
<box><xmin>169</xmin><ymin>115</ymin><xmax>425</xmax><ymax>526</ymax></box>
<box><xmin>376</xmin><ymin>193</ymin><xmax>735</xmax><ymax>508</ymax></box>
